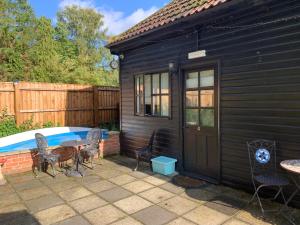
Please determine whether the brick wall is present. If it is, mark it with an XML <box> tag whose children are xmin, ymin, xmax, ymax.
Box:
<box><xmin>99</xmin><ymin>132</ymin><xmax>120</xmax><ymax>158</ymax></box>
<box><xmin>0</xmin><ymin>151</ymin><xmax>38</xmax><ymax>174</ymax></box>
<box><xmin>0</xmin><ymin>132</ymin><xmax>120</xmax><ymax>175</ymax></box>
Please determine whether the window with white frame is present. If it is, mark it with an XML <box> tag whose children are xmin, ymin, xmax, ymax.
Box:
<box><xmin>135</xmin><ymin>72</ymin><xmax>170</xmax><ymax>117</ymax></box>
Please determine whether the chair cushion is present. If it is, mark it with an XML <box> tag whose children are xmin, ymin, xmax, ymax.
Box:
<box><xmin>254</xmin><ymin>174</ymin><xmax>289</xmax><ymax>186</ymax></box>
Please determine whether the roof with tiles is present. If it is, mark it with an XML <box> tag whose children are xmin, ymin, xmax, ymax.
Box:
<box><xmin>109</xmin><ymin>0</ymin><xmax>229</xmax><ymax>45</ymax></box>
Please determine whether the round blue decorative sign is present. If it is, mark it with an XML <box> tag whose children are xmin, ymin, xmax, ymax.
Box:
<box><xmin>255</xmin><ymin>148</ymin><xmax>270</xmax><ymax>164</ymax></box>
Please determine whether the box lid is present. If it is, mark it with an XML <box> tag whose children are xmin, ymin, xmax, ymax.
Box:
<box><xmin>151</xmin><ymin>156</ymin><xmax>177</xmax><ymax>164</ymax></box>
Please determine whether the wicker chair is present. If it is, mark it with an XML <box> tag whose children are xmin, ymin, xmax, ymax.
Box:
<box><xmin>247</xmin><ymin>139</ymin><xmax>289</xmax><ymax>216</ymax></box>
<box><xmin>134</xmin><ymin>131</ymin><xmax>156</xmax><ymax>171</ymax></box>
<box><xmin>81</xmin><ymin>128</ymin><xmax>101</xmax><ymax>169</ymax></box>
<box><xmin>35</xmin><ymin>133</ymin><xmax>60</xmax><ymax>177</ymax></box>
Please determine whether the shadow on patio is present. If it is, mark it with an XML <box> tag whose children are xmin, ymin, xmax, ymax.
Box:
<box><xmin>1</xmin><ymin>155</ymin><xmax>299</xmax><ymax>225</ymax></box>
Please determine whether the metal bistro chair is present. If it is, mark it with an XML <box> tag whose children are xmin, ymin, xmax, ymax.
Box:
<box><xmin>134</xmin><ymin>131</ymin><xmax>156</xmax><ymax>171</ymax></box>
<box><xmin>81</xmin><ymin>128</ymin><xmax>101</xmax><ymax>169</ymax></box>
<box><xmin>247</xmin><ymin>139</ymin><xmax>289</xmax><ymax>216</ymax></box>
<box><xmin>35</xmin><ymin>133</ymin><xmax>60</xmax><ymax>177</ymax></box>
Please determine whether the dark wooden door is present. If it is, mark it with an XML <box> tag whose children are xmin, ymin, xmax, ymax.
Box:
<box><xmin>183</xmin><ymin>68</ymin><xmax>219</xmax><ymax>180</ymax></box>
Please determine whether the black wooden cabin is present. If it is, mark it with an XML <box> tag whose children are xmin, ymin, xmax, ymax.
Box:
<box><xmin>108</xmin><ymin>0</ymin><xmax>300</xmax><ymax>205</ymax></box>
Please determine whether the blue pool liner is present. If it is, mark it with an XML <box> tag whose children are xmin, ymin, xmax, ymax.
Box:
<box><xmin>0</xmin><ymin>131</ymin><xmax>88</xmax><ymax>153</ymax></box>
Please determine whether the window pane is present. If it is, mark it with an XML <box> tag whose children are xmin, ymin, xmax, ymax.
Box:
<box><xmin>145</xmin><ymin>75</ymin><xmax>151</xmax><ymax>98</ymax></box>
<box><xmin>200</xmin><ymin>109</ymin><xmax>214</xmax><ymax>127</ymax></box>
<box><xmin>200</xmin><ymin>70</ymin><xmax>214</xmax><ymax>87</ymax></box>
<box><xmin>152</xmin><ymin>96</ymin><xmax>160</xmax><ymax>116</ymax></box>
<box><xmin>135</xmin><ymin>76</ymin><xmax>139</xmax><ymax>93</ymax></box>
<box><xmin>186</xmin><ymin>91</ymin><xmax>198</xmax><ymax>107</ymax></box>
<box><xmin>200</xmin><ymin>90</ymin><xmax>214</xmax><ymax>107</ymax></box>
<box><xmin>186</xmin><ymin>72</ymin><xmax>198</xmax><ymax>89</ymax></box>
<box><xmin>152</xmin><ymin>74</ymin><xmax>160</xmax><ymax>94</ymax></box>
<box><xmin>139</xmin><ymin>76</ymin><xmax>144</xmax><ymax>93</ymax></box>
<box><xmin>186</xmin><ymin>109</ymin><xmax>199</xmax><ymax>125</ymax></box>
<box><xmin>140</xmin><ymin>95</ymin><xmax>144</xmax><ymax>113</ymax></box>
<box><xmin>145</xmin><ymin>98</ymin><xmax>151</xmax><ymax>115</ymax></box>
<box><xmin>161</xmin><ymin>96</ymin><xmax>169</xmax><ymax>116</ymax></box>
<box><xmin>136</xmin><ymin>96</ymin><xmax>140</xmax><ymax>114</ymax></box>
<box><xmin>161</xmin><ymin>73</ymin><xmax>169</xmax><ymax>94</ymax></box>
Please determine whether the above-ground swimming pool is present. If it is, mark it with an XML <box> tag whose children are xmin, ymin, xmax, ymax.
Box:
<box><xmin>0</xmin><ymin>127</ymin><xmax>91</xmax><ymax>153</ymax></box>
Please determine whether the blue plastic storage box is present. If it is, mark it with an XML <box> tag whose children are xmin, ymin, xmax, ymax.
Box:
<box><xmin>151</xmin><ymin>156</ymin><xmax>177</xmax><ymax>176</ymax></box>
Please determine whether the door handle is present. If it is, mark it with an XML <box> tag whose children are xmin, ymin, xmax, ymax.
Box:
<box><xmin>197</xmin><ymin>126</ymin><xmax>201</xmax><ymax>131</ymax></box>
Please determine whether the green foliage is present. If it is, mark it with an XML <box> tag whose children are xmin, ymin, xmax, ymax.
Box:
<box><xmin>99</xmin><ymin>121</ymin><xmax>120</xmax><ymax>131</ymax></box>
<box><xmin>0</xmin><ymin>0</ymin><xmax>118</xmax><ymax>86</ymax></box>
<box><xmin>0</xmin><ymin>108</ymin><xmax>20</xmax><ymax>137</ymax></box>
<box><xmin>0</xmin><ymin>108</ymin><xmax>58</xmax><ymax>138</ymax></box>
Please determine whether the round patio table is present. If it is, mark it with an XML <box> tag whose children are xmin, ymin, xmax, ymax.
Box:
<box><xmin>60</xmin><ymin>140</ymin><xmax>88</xmax><ymax>177</ymax></box>
<box><xmin>280</xmin><ymin>159</ymin><xmax>300</xmax><ymax>225</ymax></box>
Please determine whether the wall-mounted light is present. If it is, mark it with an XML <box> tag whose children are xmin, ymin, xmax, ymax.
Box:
<box><xmin>168</xmin><ymin>61</ymin><xmax>178</xmax><ymax>74</ymax></box>
<box><xmin>110</xmin><ymin>58</ymin><xmax>119</xmax><ymax>70</ymax></box>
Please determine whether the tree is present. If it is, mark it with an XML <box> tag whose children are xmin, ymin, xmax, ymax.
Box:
<box><xmin>56</xmin><ymin>6</ymin><xmax>116</xmax><ymax>85</ymax></box>
<box><xmin>27</xmin><ymin>16</ymin><xmax>63</xmax><ymax>82</ymax></box>
<box><xmin>0</xmin><ymin>0</ymin><xmax>36</xmax><ymax>81</ymax></box>
<box><xmin>0</xmin><ymin>0</ymin><xmax>118</xmax><ymax>86</ymax></box>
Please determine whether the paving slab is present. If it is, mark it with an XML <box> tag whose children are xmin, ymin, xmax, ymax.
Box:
<box><xmin>159</xmin><ymin>196</ymin><xmax>198</xmax><ymax>215</ymax></box>
<box><xmin>34</xmin><ymin>204</ymin><xmax>76</xmax><ymax>225</ymax></box>
<box><xmin>116</xmin><ymin>165</ymin><xmax>135</xmax><ymax>173</ymax></box>
<box><xmin>25</xmin><ymin>193</ymin><xmax>64</xmax><ymax>213</ymax></box>
<box><xmin>123</xmin><ymin>180</ymin><xmax>154</xmax><ymax>193</ymax></box>
<box><xmin>0</xmin><ymin>203</ymin><xmax>28</xmax><ymax>224</ymax></box>
<box><xmin>40</xmin><ymin>174</ymin><xmax>72</xmax><ymax>185</ymax></box>
<box><xmin>11</xmin><ymin>179</ymin><xmax>44</xmax><ymax>191</ymax></box>
<box><xmin>223</xmin><ymin>219</ymin><xmax>250</xmax><ymax>225</ymax></box>
<box><xmin>235</xmin><ymin>207</ymin><xmax>280</xmax><ymax>225</ymax></box>
<box><xmin>98</xmin><ymin>187</ymin><xmax>133</xmax><ymax>202</ymax></box>
<box><xmin>95</xmin><ymin>169</ymin><xmax>122</xmax><ymax>179</ymax></box>
<box><xmin>166</xmin><ymin>217</ymin><xmax>197</xmax><ymax>225</ymax></box>
<box><xmin>69</xmin><ymin>195</ymin><xmax>107</xmax><ymax>213</ymax></box>
<box><xmin>85</xmin><ymin>180</ymin><xmax>116</xmax><ymax>193</ymax></box>
<box><xmin>18</xmin><ymin>186</ymin><xmax>52</xmax><ymax>201</ymax></box>
<box><xmin>114</xmin><ymin>195</ymin><xmax>153</xmax><ymax>214</ymax></box>
<box><xmin>53</xmin><ymin>215</ymin><xmax>91</xmax><ymax>225</ymax></box>
<box><xmin>109</xmin><ymin>174</ymin><xmax>136</xmax><ymax>185</ymax></box>
<box><xmin>180</xmin><ymin>188</ymin><xmax>217</xmax><ymax>204</ymax></box>
<box><xmin>110</xmin><ymin>217</ymin><xmax>143</xmax><ymax>225</ymax></box>
<box><xmin>1</xmin><ymin>210</ymin><xmax>40</xmax><ymax>225</ymax></box>
<box><xmin>132</xmin><ymin>205</ymin><xmax>177</xmax><ymax>225</ymax></box>
<box><xmin>143</xmin><ymin>175</ymin><xmax>168</xmax><ymax>186</ymax></box>
<box><xmin>183</xmin><ymin>205</ymin><xmax>230</xmax><ymax>225</ymax></box>
<box><xmin>81</xmin><ymin>175</ymin><xmax>102</xmax><ymax>184</ymax></box>
<box><xmin>204</xmin><ymin>195</ymin><xmax>245</xmax><ymax>216</ymax></box>
<box><xmin>6</xmin><ymin>172</ymin><xmax>35</xmax><ymax>184</ymax></box>
<box><xmin>48</xmin><ymin>180</ymin><xmax>80</xmax><ymax>193</ymax></box>
<box><xmin>58</xmin><ymin>186</ymin><xmax>92</xmax><ymax>201</ymax></box>
<box><xmin>0</xmin><ymin>184</ymin><xmax>14</xmax><ymax>196</ymax></box>
<box><xmin>138</xmin><ymin>187</ymin><xmax>175</xmax><ymax>203</ymax></box>
<box><xmin>84</xmin><ymin>205</ymin><xmax>126</xmax><ymax>225</ymax></box>
<box><xmin>0</xmin><ymin>193</ymin><xmax>21</xmax><ymax>208</ymax></box>
<box><xmin>160</xmin><ymin>182</ymin><xmax>185</xmax><ymax>194</ymax></box>
<box><xmin>130</xmin><ymin>171</ymin><xmax>150</xmax><ymax>179</ymax></box>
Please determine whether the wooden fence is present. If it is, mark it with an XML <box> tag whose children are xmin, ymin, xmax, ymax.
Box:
<box><xmin>0</xmin><ymin>82</ymin><xmax>119</xmax><ymax>127</ymax></box>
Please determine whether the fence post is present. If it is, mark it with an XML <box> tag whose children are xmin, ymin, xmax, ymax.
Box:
<box><xmin>93</xmin><ymin>86</ymin><xmax>98</xmax><ymax>127</ymax></box>
<box><xmin>13</xmin><ymin>82</ymin><xmax>21</xmax><ymax>125</ymax></box>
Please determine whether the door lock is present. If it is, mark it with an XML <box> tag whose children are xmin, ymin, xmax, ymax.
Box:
<box><xmin>197</xmin><ymin>126</ymin><xmax>201</xmax><ymax>131</ymax></box>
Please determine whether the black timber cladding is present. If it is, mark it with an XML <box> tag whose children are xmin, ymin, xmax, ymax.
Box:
<box><xmin>114</xmin><ymin>0</ymin><xmax>300</xmax><ymax>205</ymax></box>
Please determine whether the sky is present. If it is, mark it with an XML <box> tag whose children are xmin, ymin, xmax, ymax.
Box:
<box><xmin>28</xmin><ymin>0</ymin><xmax>168</xmax><ymax>35</ymax></box>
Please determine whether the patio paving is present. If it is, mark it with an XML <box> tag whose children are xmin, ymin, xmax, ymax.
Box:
<box><xmin>0</xmin><ymin>155</ymin><xmax>299</xmax><ymax>225</ymax></box>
